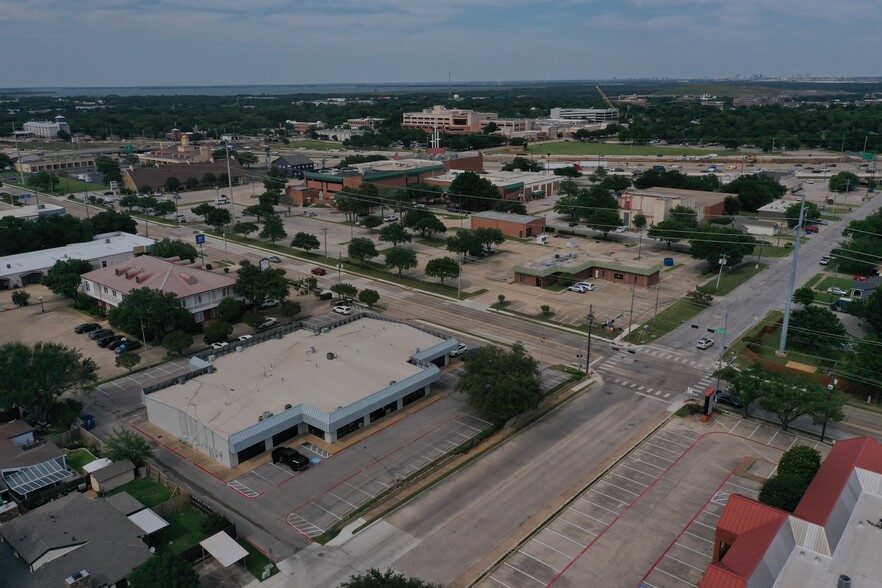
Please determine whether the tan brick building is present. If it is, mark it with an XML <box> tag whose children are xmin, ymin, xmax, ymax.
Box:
<box><xmin>470</xmin><ymin>211</ymin><xmax>546</xmax><ymax>239</ymax></box>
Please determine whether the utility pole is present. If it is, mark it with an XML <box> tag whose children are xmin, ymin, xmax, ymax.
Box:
<box><xmin>321</xmin><ymin>227</ymin><xmax>329</xmax><ymax>260</ymax></box>
<box><xmin>715</xmin><ymin>254</ymin><xmax>728</xmax><ymax>290</ymax></box>
<box><xmin>585</xmin><ymin>304</ymin><xmax>595</xmax><ymax>372</ymax></box>
<box><xmin>778</xmin><ymin>192</ymin><xmax>807</xmax><ymax>356</ymax></box>
<box><xmin>714</xmin><ymin>307</ymin><xmax>730</xmax><ymax>391</ymax></box>
<box><xmin>224</xmin><ymin>141</ymin><xmax>236</xmax><ymax>223</ymax></box>
<box><xmin>626</xmin><ymin>287</ymin><xmax>636</xmax><ymax>337</ymax></box>
<box><xmin>653</xmin><ymin>286</ymin><xmax>660</xmax><ymax>331</ymax></box>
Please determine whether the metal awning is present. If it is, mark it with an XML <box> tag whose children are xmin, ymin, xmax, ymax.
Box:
<box><xmin>2</xmin><ymin>460</ymin><xmax>70</xmax><ymax>495</ymax></box>
<box><xmin>200</xmin><ymin>531</ymin><xmax>248</xmax><ymax>567</ymax></box>
<box><xmin>128</xmin><ymin>509</ymin><xmax>169</xmax><ymax>535</ymax></box>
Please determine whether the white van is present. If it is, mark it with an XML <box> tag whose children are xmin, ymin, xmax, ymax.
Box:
<box><xmin>215</xmin><ymin>196</ymin><xmax>229</xmax><ymax>205</ymax></box>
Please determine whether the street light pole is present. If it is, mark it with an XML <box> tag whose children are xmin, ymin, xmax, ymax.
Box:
<box><xmin>715</xmin><ymin>254</ymin><xmax>728</xmax><ymax>290</ymax></box>
<box><xmin>778</xmin><ymin>192</ymin><xmax>807</xmax><ymax>356</ymax></box>
<box><xmin>38</xmin><ymin>296</ymin><xmax>44</xmax><ymax>313</ymax></box>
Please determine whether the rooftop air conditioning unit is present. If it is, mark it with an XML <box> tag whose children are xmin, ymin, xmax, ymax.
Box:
<box><xmin>326</xmin><ymin>352</ymin><xmax>335</xmax><ymax>360</ymax></box>
<box><xmin>284</xmin><ymin>404</ymin><xmax>292</xmax><ymax>410</ymax></box>
<box><xmin>105</xmin><ymin>238</ymin><xmax>110</xmax><ymax>243</ymax></box>
<box><xmin>262</xmin><ymin>411</ymin><xmax>274</xmax><ymax>420</ymax></box>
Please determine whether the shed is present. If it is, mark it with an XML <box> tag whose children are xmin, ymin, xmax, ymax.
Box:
<box><xmin>90</xmin><ymin>459</ymin><xmax>135</xmax><ymax>493</ymax></box>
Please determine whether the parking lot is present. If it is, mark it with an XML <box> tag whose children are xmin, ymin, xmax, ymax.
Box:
<box><xmin>477</xmin><ymin>414</ymin><xmax>828</xmax><ymax>588</ymax></box>
<box><xmin>284</xmin><ymin>413</ymin><xmax>489</xmax><ymax>538</ymax></box>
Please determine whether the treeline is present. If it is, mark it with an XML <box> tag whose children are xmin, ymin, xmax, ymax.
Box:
<box><xmin>0</xmin><ymin>210</ymin><xmax>137</xmax><ymax>256</ymax></box>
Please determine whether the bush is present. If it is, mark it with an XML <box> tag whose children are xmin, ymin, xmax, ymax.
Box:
<box><xmin>281</xmin><ymin>300</ymin><xmax>301</xmax><ymax>317</ymax></box>
<box><xmin>203</xmin><ymin>321</ymin><xmax>233</xmax><ymax>343</ymax></box>
<box><xmin>777</xmin><ymin>445</ymin><xmax>821</xmax><ymax>485</ymax></box>
<box><xmin>11</xmin><ymin>289</ymin><xmax>30</xmax><ymax>307</ymax></box>
<box><xmin>205</xmin><ymin>263</ymin><xmax>213</xmax><ymax>270</ymax></box>
<box><xmin>217</xmin><ymin>298</ymin><xmax>245</xmax><ymax>323</ymax></box>
<box><xmin>758</xmin><ymin>472</ymin><xmax>809</xmax><ymax>513</ymax></box>
<box><xmin>200</xmin><ymin>512</ymin><xmax>228</xmax><ymax>535</ymax></box>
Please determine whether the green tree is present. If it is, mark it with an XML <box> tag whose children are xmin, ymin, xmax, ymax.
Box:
<box><xmin>26</xmin><ymin>171</ymin><xmax>60</xmax><ymax>192</ymax></box>
<box><xmin>758</xmin><ymin>370</ymin><xmax>828</xmax><ymax>431</ymax></box>
<box><xmin>586</xmin><ymin>209</ymin><xmax>622</xmax><ymax>237</ymax></box>
<box><xmin>129</xmin><ymin>552</ymin><xmax>198</xmax><ymax>588</ymax></box>
<box><xmin>154</xmin><ymin>200</ymin><xmax>176</xmax><ymax>218</ymax></box>
<box><xmin>455</xmin><ymin>342</ymin><xmax>541</xmax><ymax>425</ymax></box>
<box><xmin>473</xmin><ymin>227</ymin><xmax>506</xmax><ymax>251</ymax></box>
<box><xmin>340</xmin><ymin>568</ymin><xmax>442</xmax><ymax>588</ymax></box>
<box><xmin>688</xmin><ymin>226</ymin><xmax>757</xmax><ymax>268</ymax></box>
<box><xmin>685</xmin><ymin>288</ymin><xmax>713</xmax><ymax>306</ymax></box>
<box><xmin>758</xmin><ymin>472</ymin><xmax>809</xmax><ymax>513</ymax></box>
<box><xmin>108</xmin><ymin>287</ymin><xmax>193</xmax><ymax>342</ymax></box>
<box><xmin>105</xmin><ymin>426</ymin><xmax>153</xmax><ymax>467</ymax></box>
<box><xmin>501</xmin><ymin>156</ymin><xmax>542</xmax><ymax>172</ymax></box>
<box><xmin>669</xmin><ymin>205</ymin><xmax>698</xmax><ymax>228</ymax></box>
<box><xmin>94</xmin><ymin>155</ymin><xmax>122</xmax><ymax>184</ymax></box>
<box><xmin>493</xmin><ymin>200</ymin><xmax>528</xmax><ymax>215</ymax></box>
<box><xmin>425</xmin><ymin>257</ymin><xmax>460</xmax><ymax>287</ymax></box>
<box><xmin>192</xmin><ymin>203</ymin><xmax>217</xmax><ymax>221</ymax></box>
<box><xmin>632</xmin><ymin>214</ymin><xmax>648</xmax><ymax>229</ymax></box>
<box><xmin>598</xmin><ymin>174</ymin><xmax>632</xmax><ymax>193</ymax></box>
<box><xmin>233</xmin><ymin>260</ymin><xmax>289</xmax><ymax>305</ymax></box>
<box><xmin>290</xmin><ymin>231</ymin><xmax>320</xmax><ymax>252</ymax></box>
<box><xmin>202</xmin><ymin>172</ymin><xmax>217</xmax><ymax>187</ymax></box>
<box><xmin>792</xmin><ymin>285</ymin><xmax>816</xmax><ymax>306</ymax></box>
<box><xmin>0</xmin><ymin>342</ymin><xmax>98</xmax><ymax>422</ymax></box>
<box><xmin>203</xmin><ymin>321</ymin><xmax>233</xmax><ymax>344</ymax></box>
<box><xmin>384</xmin><ymin>247</ymin><xmax>418</xmax><ymax>276</ymax></box>
<box><xmin>232</xmin><ymin>221</ymin><xmax>259</xmax><ymax>238</ymax></box>
<box><xmin>777</xmin><ymin>445</ymin><xmax>821</xmax><ymax>483</ymax></box>
<box><xmin>259</xmin><ymin>214</ymin><xmax>287</xmax><ymax>244</ymax></box>
<box><xmin>720</xmin><ymin>174</ymin><xmax>786</xmax><ymax>212</ymax></box>
<box><xmin>785</xmin><ymin>201</ymin><xmax>821</xmax><ymax>229</ymax></box>
<box><xmin>164</xmin><ymin>176</ymin><xmax>181</xmax><ymax>193</ymax></box>
<box><xmin>348</xmin><ymin>237</ymin><xmax>379</xmax><ymax>267</ymax></box>
<box><xmin>41</xmin><ymin>258</ymin><xmax>94</xmax><ymax>299</ymax></box>
<box><xmin>835</xmin><ymin>235</ymin><xmax>882</xmax><ymax>274</ymax></box>
<box><xmin>829</xmin><ymin>171</ymin><xmax>859</xmax><ymax>193</ymax></box>
<box><xmin>713</xmin><ymin>363</ymin><xmax>768</xmax><ymax>419</ymax></box>
<box><xmin>552</xmin><ymin>181</ymin><xmax>583</xmax><ymax>221</ymax></box>
<box><xmin>554</xmin><ymin>166</ymin><xmax>582</xmax><ymax>178</ymax></box>
<box><xmin>161</xmin><ymin>330</ymin><xmax>193</xmax><ymax>356</ymax></box>
<box><xmin>281</xmin><ymin>300</ymin><xmax>301</xmax><ymax>317</ymax></box>
<box><xmin>788</xmin><ymin>305</ymin><xmax>846</xmax><ymax>354</ymax></box>
<box><xmin>861</xmin><ymin>287</ymin><xmax>882</xmax><ymax>332</ymax></box>
<box><xmin>363</xmin><ymin>215</ymin><xmax>383</xmax><ymax>232</ymax></box>
<box><xmin>839</xmin><ymin>334</ymin><xmax>882</xmax><ymax>394</ymax></box>
<box><xmin>115</xmin><ymin>351</ymin><xmax>141</xmax><ymax>372</ymax></box>
<box><xmin>358</xmin><ymin>288</ymin><xmax>380</xmax><ymax>308</ymax></box>
<box><xmin>216</xmin><ymin>298</ymin><xmax>245</xmax><ymax>324</ymax></box>
<box><xmin>206</xmin><ymin>208</ymin><xmax>232</xmax><ymax>231</ymax></box>
<box><xmin>11</xmin><ymin>289</ymin><xmax>30</xmax><ymax>307</ymax></box>
<box><xmin>648</xmin><ymin>220</ymin><xmax>688</xmax><ymax>250</ymax></box>
<box><xmin>448</xmin><ymin>171</ymin><xmax>500</xmax><ymax>211</ymax></box>
<box><xmin>379</xmin><ymin>222</ymin><xmax>412</xmax><ymax>247</ymax></box>
<box><xmin>330</xmin><ymin>282</ymin><xmax>358</xmax><ymax>301</ymax></box>
<box><xmin>150</xmin><ymin>238</ymin><xmax>198</xmax><ymax>262</ymax></box>
<box><xmin>402</xmin><ymin>209</ymin><xmax>447</xmax><ymax>238</ymax></box>
<box><xmin>446</xmin><ymin>230</ymin><xmax>482</xmax><ymax>259</ymax></box>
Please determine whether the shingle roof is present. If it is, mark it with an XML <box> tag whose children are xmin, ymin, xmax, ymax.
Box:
<box><xmin>124</xmin><ymin>160</ymin><xmax>244</xmax><ymax>189</ymax></box>
<box><xmin>91</xmin><ymin>459</ymin><xmax>134</xmax><ymax>483</ymax></box>
<box><xmin>273</xmin><ymin>154</ymin><xmax>314</xmax><ymax>167</ymax></box>
<box><xmin>81</xmin><ymin>256</ymin><xmax>235</xmax><ymax>299</ymax></box>
<box><xmin>472</xmin><ymin>210</ymin><xmax>544</xmax><ymax>225</ymax></box>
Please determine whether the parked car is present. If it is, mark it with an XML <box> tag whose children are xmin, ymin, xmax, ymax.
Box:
<box><xmin>696</xmin><ymin>337</ymin><xmax>714</xmax><ymax>350</ymax></box>
<box><xmin>74</xmin><ymin>322</ymin><xmax>101</xmax><ymax>334</ymax></box>
<box><xmin>827</xmin><ymin>287</ymin><xmax>849</xmax><ymax>296</ymax></box>
<box><xmin>79</xmin><ymin>414</ymin><xmax>96</xmax><ymax>431</ymax></box>
<box><xmin>267</xmin><ymin>255</ymin><xmax>282</xmax><ymax>263</ymax></box>
<box><xmin>853</xmin><ymin>276</ymin><xmax>870</xmax><ymax>282</ymax></box>
<box><xmin>568</xmin><ymin>221</ymin><xmax>578</xmax><ymax>227</ymax></box>
<box><xmin>819</xmin><ymin>256</ymin><xmax>831</xmax><ymax>265</ymax></box>
<box><xmin>259</xmin><ymin>317</ymin><xmax>278</xmax><ymax>329</ymax></box>
<box><xmin>714</xmin><ymin>391</ymin><xmax>744</xmax><ymax>409</ymax></box>
<box><xmin>305</xmin><ymin>211</ymin><xmax>317</xmax><ymax>218</ymax></box>
<box><xmin>614</xmin><ymin>226</ymin><xmax>625</xmax><ymax>233</ymax></box>
<box><xmin>272</xmin><ymin>447</ymin><xmax>309</xmax><ymax>471</ymax></box>
<box><xmin>211</xmin><ymin>341</ymin><xmax>229</xmax><ymax>350</ymax></box>
<box><xmin>333</xmin><ymin>305</ymin><xmax>352</xmax><ymax>315</ymax></box>
<box><xmin>574</xmin><ymin>281</ymin><xmax>596</xmax><ymax>291</ymax></box>
<box><xmin>115</xmin><ymin>341</ymin><xmax>142</xmax><ymax>353</ymax></box>
<box><xmin>88</xmin><ymin>328</ymin><xmax>114</xmax><ymax>340</ymax></box>
<box><xmin>449</xmin><ymin>343</ymin><xmax>469</xmax><ymax>357</ymax></box>
<box><xmin>237</xmin><ymin>334</ymin><xmax>254</xmax><ymax>342</ymax></box>
<box><xmin>97</xmin><ymin>334</ymin><xmax>123</xmax><ymax>348</ymax></box>
<box><xmin>814</xmin><ymin>219</ymin><xmax>829</xmax><ymax>226</ymax></box>
<box><xmin>311</xmin><ymin>267</ymin><xmax>327</xmax><ymax>276</ymax></box>
<box><xmin>259</xmin><ymin>298</ymin><xmax>279</xmax><ymax>309</ymax></box>
<box><xmin>174</xmin><ymin>214</ymin><xmax>187</xmax><ymax>222</ymax></box>
<box><xmin>383</xmin><ymin>215</ymin><xmax>398</xmax><ymax>222</ymax></box>
<box><xmin>568</xmin><ymin>285</ymin><xmax>589</xmax><ymax>293</ymax></box>
<box><xmin>804</xmin><ymin>225</ymin><xmax>819</xmax><ymax>233</ymax></box>
<box><xmin>107</xmin><ymin>338</ymin><xmax>130</xmax><ymax>351</ymax></box>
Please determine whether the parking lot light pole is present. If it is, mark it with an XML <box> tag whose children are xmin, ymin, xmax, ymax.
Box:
<box><xmin>715</xmin><ymin>254</ymin><xmax>728</xmax><ymax>290</ymax></box>
<box><xmin>38</xmin><ymin>295</ymin><xmax>44</xmax><ymax>313</ymax></box>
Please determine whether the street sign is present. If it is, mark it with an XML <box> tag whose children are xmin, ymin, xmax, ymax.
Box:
<box><xmin>860</xmin><ymin>152</ymin><xmax>875</xmax><ymax>161</ymax></box>
<box><xmin>195</xmin><ymin>234</ymin><xmax>205</xmax><ymax>245</ymax></box>
<box><xmin>714</xmin><ymin>329</ymin><xmax>728</xmax><ymax>334</ymax></box>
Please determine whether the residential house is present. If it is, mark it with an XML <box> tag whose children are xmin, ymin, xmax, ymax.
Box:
<box><xmin>0</xmin><ymin>420</ymin><xmax>70</xmax><ymax>503</ymax></box>
<box><xmin>850</xmin><ymin>276</ymin><xmax>882</xmax><ymax>299</ymax></box>
<box><xmin>271</xmin><ymin>154</ymin><xmax>316</xmax><ymax>179</ymax></box>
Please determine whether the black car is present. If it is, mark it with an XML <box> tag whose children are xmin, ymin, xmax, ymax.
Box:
<box><xmin>107</xmin><ymin>338</ymin><xmax>130</xmax><ymax>351</ymax></box>
<box><xmin>715</xmin><ymin>391</ymin><xmax>744</xmax><ymax>409</ymax></box>
<box><xmin>98</xmin><ymin>334</ymin><xmax>125</xmax><ymax>348</ymax></box>
<box><xmin>88</xmin><ymin>328</ymin><xmax>114</xmax><ymax>340</ymax></box>
<box><xmin>74</xmin><ymin>323</ymin><xmax>101</xmax><ymax>334</ymax></box>
<box><xmin>115</xmin><ymin>341</ymin><xmax>142</xmax><ymax>354</ymax></box>
<box><xmin>272</xmin><ymin>447</ymin><xmax>310</xmax><ymax>471</ymax></box>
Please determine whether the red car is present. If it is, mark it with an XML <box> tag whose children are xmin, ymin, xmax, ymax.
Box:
<box><xmin>804</xmin><ymin>225</ymin><xmax>818</xmax><ymax>233</ymax></box>
<box><xmin>311</xmin><ymin>267</ymin><xmax>327</xmax><ymax>276</ymax></box>
<box><xmin>853</xmin><ymin>275</ymin><xmax>870</xmax><ymax>282</ymax></box>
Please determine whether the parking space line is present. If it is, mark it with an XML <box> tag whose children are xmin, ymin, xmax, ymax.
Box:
<box><xmin>652</xmin><ymin>565</ymin><xmax>698</xmax><ymax>586</ymax></box>
<box><xmin>533</xmin><ymin>538</ymin><xmax>579</xmax><ymax>559</ymax></box>
<box><xmin>343</xmin><ymin>481</ymin><xmax>376</xmax><ymax>499</ymax></box>
<box><xmin>311</xmin><ymin>502</ymin><xmax>344</xmax><ymax>521</ymax></box>
<box><xmin>228</xmin><ymin>480</ymin><xmax>259</xmax><ymax>498</ymax></box>
<box><xmin>588</xmin><ymin>488</ymin><xmax>630</xmax><ymax>504</ymax></box>
<box><xmin>569</xmin><ymin>505</ymin><xmax>613</xmax><ymax>526</ymax></box>
<box><xmin>643</xmin><ymin>441</ymin><xmax>683</xmax><ymax>455</ymax></box>
<box><xmin>518</xmin><ymin>549</ymin><xmax>561</xmax><ymax>573</ymax></box>
<box><xmin>654</xmin><ymin>436</ymin><xmax>693</xmax><ymax>449</ymax></box>
<box><xmin>327</xmin><ymin>491</ymin><xmax>359</xmax><ymax>509</ymax></box>
<box><xmin>617</xmin><ymin>463</ymin><xmax>657</xmax><ymax>478</ymax></box>
<box><xmin>684</xmin><ymin>531</ymin><xmax>713</xmax><ymax>544</ymax></box>
<box><xmin>665</xmin><ymin>554</ymin><xmax>707</xmax><ymax>573</ymax></box>
<box><xmin>578</xmin><ymin>498</ymin><xmax>621</xmax><ymax>516</ymax></box>
<box><xmin>786</xmin><ymin>437</ymin><xmax>799</xmax><ymax>449</ymax></box>
<box><xmin>556</xmin><ymin>517</ymin><xmax>598</xmax><ymax>537</ymax></box>
<box><xmin>455</xmin><ymin>419</ymin><xmax>484</xmax><ymax>433</ymax></box>
<box><xmin>629</xmin><ymin>457</ymin><xmax>668</xmax><ymax>472</ymax></box>
<box><xmin>672</xmin><ymin>542</ymin><xmax>711</xmax><ymax>559</ymax></box>
<box><xmin>488</xmin><ymin>576</ymin><xmax>514</xmax><ymax>588</ymax></box>
<box><xmin>633</xmin><ymin>448</ymin><xmax>675</xmax><ymax>463</ymax></box>
<box><xmin>691</xmin><ymin>519</ymin><xmax>715</xmax><ymax>530</ymax></box>
<box><xmin>601</xmin><ymin>480</ymin><xmax>640</xmax><ymax>497</ymax></box>
<box><xmin>725</xmin><ymin>480</ymin><xmax>759</xmax><ymax>493</ymax></box>
<box><xmin>544</xmin><ymin>527</ymin><xmax>587</xmax><ymax>548</ymax></box>
<box><xmin>610</xmin><ymin>471</ymin><xmax>648</xmax><ymax>488</ymax></box>
<box><xmin>662</xmin><ymin>429</ymin><xmax>699</xmax><ymax>443</ymax></box>
<box><xmin>700</xmin><ymin>509</ymin><xmax>720</xmax><ymax>519</ymax></box>
<box><xmin>620</xmin><ymin>380</ymin><xmax>629</xmax><ymax>386</ymax></box>
<box><xmin>248</xmin><ymin>470</ymin><xmax>274</xmax><ymax>484</ymax></box>
<box><xmin>748</xmin><ymin>425</ymin><xmax>761</xmax><ymax>439</ymax></box>
<box><xmin>503</xmin><ymin>562</ymin><xmax>547</xmax><ymax>586</ymax></box>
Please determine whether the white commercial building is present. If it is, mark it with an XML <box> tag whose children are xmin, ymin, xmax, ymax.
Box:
<box><xmin>548</xmin><ymin>108</ymin><xmax>619</xmax><ymax>122</ymax></box>
<box><xmin>0</xmin><ymin>232</ymin><xmax>153</xmax><ymax>290</ymax></box>
<box><xmin>145</xmin><ymin>317</ymin><xmax>460</xmax><ymax>468</ymax></box>
<box><xmin>0</xmin><ymin>203</ymin><xmax>65</xmax><ymax>221</ymax></box>
<box><xmin>22</xmin><ymin>116</ymin><xmax>71</xmax><ymax>139</ymax></box>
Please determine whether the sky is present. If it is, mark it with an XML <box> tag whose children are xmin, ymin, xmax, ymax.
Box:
<box><xmin>1</xmin><ymin>0</ymin><xmax>879</xmax><ymax>88</ymax></box>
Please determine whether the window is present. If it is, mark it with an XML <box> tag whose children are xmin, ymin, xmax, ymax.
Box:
<box><xmin>103</xmin><ymin>286</ymin><xmax>108</xmax><ymax>294</ymax></box>
<box><xmin>83</xmin><ymin>282</ymin><xmax>90</xmax><ymax>292</ymax></box>
<box><xmin>112</xmin><ymin>290</ymin><xmax>117</xmax><ymax>297</ymax></box>
<box><xmin>613</xmin><ymin>273</ymin><xmax>625</xmax><ymax>280</ymax></box>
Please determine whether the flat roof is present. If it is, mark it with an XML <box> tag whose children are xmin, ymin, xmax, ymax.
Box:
<box><xmin>473</xmin><ymin>210</ymin><xmax>544</xmax><ymax>225</ymax></box>
<box><xmin>149</xmin><ymin>319</ymin><xmax>446</xmax><ymax>439</ymax></box>
<box><xmin>0</xmin><ymin>232</ymin><xmax>154</xmax><ymax>279</ymax></box>
<box><xmin>0</xmin><ymin>203</ymin><xmax>65</xmax><ymax>219</ymax></box>
<box><xmin>432</xmin><ymin>170</ymin><xmax>556</xmax><ymax>187</ymax></box>
<box><xmin>514</xmin><ymin>256</ymin><xmax>662</xmax><ymax>278</ymax></box>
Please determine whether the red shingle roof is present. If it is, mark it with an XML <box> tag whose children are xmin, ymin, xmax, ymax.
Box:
<box><xmin>793</xmin><ymin>436</ymin><xmax>882</xmax><ymax>525</ymax></box>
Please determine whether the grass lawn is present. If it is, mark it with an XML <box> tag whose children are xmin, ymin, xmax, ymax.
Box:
<box><xmin>819</xmin><ymin>214</ymin><xmax>842</xmax><ymax>221</ymax></box>
<box><xmin>7</xmin><ymin>177</ymin><xmax>105</xmax><ymax>194</ymax></box>
<box><xmin>0</xmin><ymin>193</ymin><xmax>24</xmax><ymax>206</ymax></box>
<box><xmin>626</xmin><ymin>299</ymin><xmax>706</xmax><ymax>343</ymax></box>
<box><xmin>415</xmin><ymin>238</ymin><xmax>448</xmax><ymax>248</ymax></box>
<box><xmin>238</xmin><ymin>538</ymin><xmax>279</xmax><ymax>580</ymax></box>
<box><xmin>816</xmin><ymin>276</ymin><xmax>854</xmax><ymax>292</ymax></box>
<box><xmin>826</xmin><ymin>206</ymin><xmax>853</xmax><ymax>215</ymax></box>
<box><xmin>700</xmin><ymin>263</ymin><xmax>767</xmax><ymax>297</ymax></box>
<box><xmin>527</xmin><ymin>142</ymin><xmax>741</xmax><ymax>157</ymax></box>
<box><xmin>109</xmin><ymin>477</ymin><xmax>174</xmax><ymax>507</ymax></box>
<box><xmin>158</xmin><ymin>508</ymin><xmax>207</xmax><ymax>555</ymax></box>
<box><xmin>65</xmin><ymin>448</ymin><xmax>97</xmax><ymax>474</ymax></box>
<box><xmin>753</xmin><ymin>242</ymin><xmax>791</xmax><ymax>257</ymax></box>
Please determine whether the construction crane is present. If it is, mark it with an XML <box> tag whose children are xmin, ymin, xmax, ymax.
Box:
<box><xmin>596</xmin><ymin>85</ymin><xmax>616</xmax><ymax>109</ymax></box>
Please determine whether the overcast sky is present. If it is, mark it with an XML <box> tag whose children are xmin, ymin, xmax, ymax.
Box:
<box><xmin>1</xmin><ymin>0</ymin><xmax>878</xmax><ymax>88</ymax></box>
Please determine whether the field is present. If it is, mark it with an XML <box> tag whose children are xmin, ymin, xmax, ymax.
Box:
<box><xmin>527</xmin><ymin>142</ymin><xmax>741</xmax><ymax>157</ymax></box>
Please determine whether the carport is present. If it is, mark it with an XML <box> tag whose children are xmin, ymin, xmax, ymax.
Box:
<box><xmin>199</xmin><ymin>531</ymin><xmax>248</xmax><ymax>569</ymax></box>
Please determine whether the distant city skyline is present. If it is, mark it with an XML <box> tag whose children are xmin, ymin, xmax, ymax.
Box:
<box><xmin>2</xmin><ymin>0</ymin><xmax>879</xmax><ymax>88</ymax></box>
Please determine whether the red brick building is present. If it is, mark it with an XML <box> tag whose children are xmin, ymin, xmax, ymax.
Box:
<box><xmin>514</xmin><ymin>258</ymin><xmax>661</xmax><ymax>288</ymax></box>
<box><xmin>470</xmin><ymin>211</ymin><xmax>546</xmax><ymax>239</ymax></box>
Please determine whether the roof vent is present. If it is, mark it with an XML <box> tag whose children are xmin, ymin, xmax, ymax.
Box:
<box><xmin>838</xmin><ymin>575</ymin><xmax>852</xmax><ymax>588</ymax></box>
<box><xmin>262</xmin><ymin>411</ymin><xmax>274</xmax><ymax>420</ymax></box>
<box><xmin>5</xmin><ymin>264</ymin><xmax>10</xmax><ymax>269</ymax></box>
<box><xmin>326</xmin><ymin>352</ymin><xmax>335</xmax><ymax>360</ymax></box>
<box><xmin>284</xmin><ymin>404</ymin><xmax>292</xmax><ymax>410</ymax></box>
<box><xmin>105</xmin><ymin>238</ymin><xmax>110</xmax><ymax>244</ymax></box>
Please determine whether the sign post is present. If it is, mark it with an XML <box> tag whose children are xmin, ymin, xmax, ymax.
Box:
<box><xmin>195</xmin><ymin>234</ymin><xmax>206</xmax><ymax>268</ymax></box>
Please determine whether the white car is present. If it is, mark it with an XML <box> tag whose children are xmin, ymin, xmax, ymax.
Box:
<box><xmin>819</xmin><ymin>256</ymin><xmax>831</xmax><ymax>265</ymax></box>
<box><xmin>568</xmin><ymin>285</ymin><xmax>589</xmax><ymax>293</ymax></box>
<box><xmin>259</xmin><ymin>298</ymin><xmax>279</xmax><ymax>309</ymax></box>
<box><xmin>449</xmin><ymin>343</ymin><xmax>469</xmax><ymax>357</ymax></box>
<box><xmin>827</xmin><ymin>287</ymin><xmax>848</xmax><ymax>296</ymax></box>
<box><xmin>614</xmin><ymin>226</ymin><xmax>625</xmax><ymax>233</ymax></box>
<box><xmin>574</xmin><ymin>282</ymin><xmax>596</xmax><ymax>291</ymax></box>
<box><xmin>696</xmin><ymin>337</ymin><xmax>714</xmax><ymax>350</ymax></box>
<box><xmin>259</xmin><ymin>317</ymin><xmax>278</xmax><ymax>329</ymax></box>
<box><xmin>237</xmin><ymin>334</ymin><xmax>254</xmax><ymax>342</ymax></box>
<box><xmin>383</xmin><ymin>215</ymin><xmax>398</xmax><ymax>222</ymax></box>
<box><xmin>333</xmin><ymin>305</ymin><xmax>352</xmax><ymax>315</ymax></box>
<box><xmin>211</xmin><ymin>341</ymin><xmax>229</xmax><ymax>350</ymax></box>
<box><xmin>806</xmin><ymin>180</ymin><xmax>814</xmax><ymax>184</ymax></box>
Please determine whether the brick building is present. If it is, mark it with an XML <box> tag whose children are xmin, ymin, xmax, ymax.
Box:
<box><xmin>470</xmin><ymin>210</ymin><xmax>546</xmax><ymax>239</ymax></box>
<box><xmin>514</xmin><ymin>257</ymin><xmax>661</xmax><ymax>289</ymax></box>
<box><xmin>619</xmin><ymin>187</ymin><xmax>728</xmax><ymax>227</ymax></box>
<box><xmin>402</xmin><ymin>105</ymin><xmax>498</xmax><ymax>134</ymax></box>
